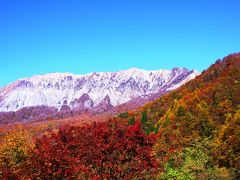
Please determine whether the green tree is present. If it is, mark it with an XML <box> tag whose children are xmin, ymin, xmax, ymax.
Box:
<box><xmin>128</xmin><ymin>116</ymin><xmax>135</xmax><ymax>125</ymax></box>
<box><xmin>141</xmin><ymin>111</ymin><xmax>148</xmax><ymax>124</ymax></box>
<box><xmin>177</xmin><ymin>105</ymin><xmax>185</xmax><ymax>117</ymax></box>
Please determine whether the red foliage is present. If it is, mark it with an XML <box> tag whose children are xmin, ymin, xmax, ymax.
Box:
<box><xmin>26</xmin><ymin>120</ymin><xmax>158</xmax><ymax>179</ymax></box>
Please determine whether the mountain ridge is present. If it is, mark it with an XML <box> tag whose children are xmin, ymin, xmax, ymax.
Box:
<box><xmin>0</xmin><ymin>67</ymin><xmax>199</xmax><ymax>113</ymax></box>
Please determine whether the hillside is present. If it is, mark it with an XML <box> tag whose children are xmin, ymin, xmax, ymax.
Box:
<box><xmin>132</xmin><ymin>53</ymin><xmax>240</xmax><ymax>178</ymax></box>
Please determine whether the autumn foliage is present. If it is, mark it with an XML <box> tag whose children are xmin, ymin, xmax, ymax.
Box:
<box><xmin>19</xmin><ymin>120</ymin><xmax>156</xmax><ymax>179</ymax></box>
<box><xmin>138</xmin><ymin>53</ymin><xmax>240</xmax><ymax>178</ymax></box>
<box><xmin>0</xmin><ymin>53</ymin><xmax>240</xmax><ymax>179</ymax></box>
<box><xmin>0</xmin><ymin>126</ymin><xmax>33</xmax><ymax>179</ymax></box>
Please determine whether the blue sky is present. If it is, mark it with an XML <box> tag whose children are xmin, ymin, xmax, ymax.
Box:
<box><xmin>0</xmin><ymin>0</ymin><xmax>240</xmax><ymax>87</ymax></box>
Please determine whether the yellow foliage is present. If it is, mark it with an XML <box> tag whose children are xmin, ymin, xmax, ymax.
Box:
<box><xmin>0</xmin><ymin>126</ymin><xmax>34</xmax><ymax>177</ymax></box>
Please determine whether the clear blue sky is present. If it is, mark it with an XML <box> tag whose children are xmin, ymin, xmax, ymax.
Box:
<box><xmin>0</xmin><ymin>0</ymin><xmax>240</xmax><ymax>87</ymax></box>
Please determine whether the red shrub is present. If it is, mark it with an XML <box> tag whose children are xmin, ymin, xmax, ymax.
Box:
<box><xmin>27</xmin><ymin>120</ymin><xmax>158</xmax><ymax>179</ymax></box>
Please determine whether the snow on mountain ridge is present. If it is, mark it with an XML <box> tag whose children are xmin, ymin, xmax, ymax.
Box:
<box><xmin>0</xmin><ymin>68</ymin><xmax>199</xmax><ymax>112</ymax></box>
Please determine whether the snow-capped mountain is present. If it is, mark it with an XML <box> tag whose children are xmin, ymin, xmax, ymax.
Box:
<box><xmin>0</xmin><ymin>68</ymin><xmax>199</xmax><ymax>112</ymax></box>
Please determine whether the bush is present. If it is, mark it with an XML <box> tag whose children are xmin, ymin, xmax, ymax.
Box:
<box><xmin>27</xmin><ymin>121</ymin><xmax>158</xmax><ymax>179</ymax></box>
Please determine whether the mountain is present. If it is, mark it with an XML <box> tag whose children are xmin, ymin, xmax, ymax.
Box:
<box><xmin>0</xmin><ymin>53</ymin><xmax>239</xmax><ymax>179</ymax></box>
<box><xmin>0</xmin><ymin>67</ymin><xmax>199</xmax><ymax>113</ymax></box>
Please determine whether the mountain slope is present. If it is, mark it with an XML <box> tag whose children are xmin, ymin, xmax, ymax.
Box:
<box><xmin>0</xmin><ymin>68</ymin><xmax>198</xmax><ymax>112</ymax></box>
<box><xmin>128</xmin><ymin>53</ymin><xmax>240</xmax><ymax>177</ymax></box>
